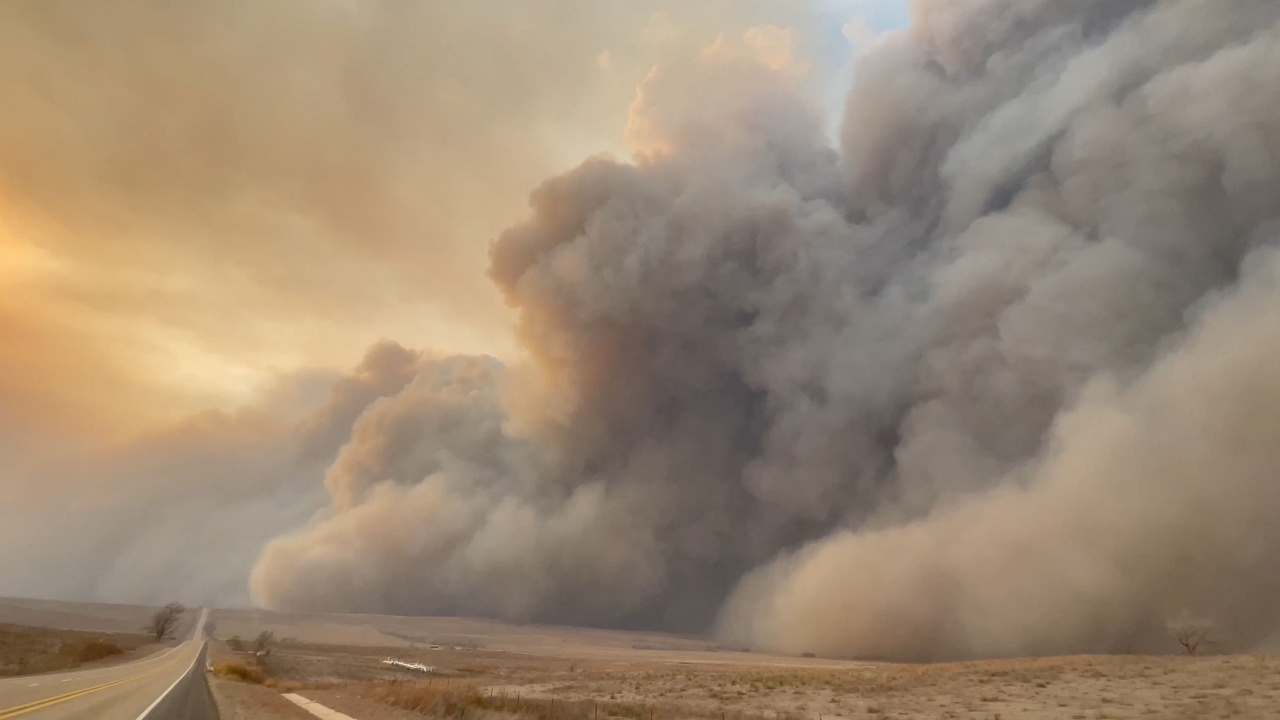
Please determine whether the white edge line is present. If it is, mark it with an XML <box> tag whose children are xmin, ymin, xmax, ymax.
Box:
<box><xmin>134</xmin><ymin>640</ymin><xmax>206</xmax><ymax>720</ymax></box>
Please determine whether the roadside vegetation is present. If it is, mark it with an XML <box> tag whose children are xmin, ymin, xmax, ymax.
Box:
<box><xmin>211</xmin><ymin>659</ymin><xmax>269</xmax><ymax>684</ymax></box>
<box><xmin>0</xmin><ymin>622</ymin><xmax>153</xmax><ymax>676</ymax></box>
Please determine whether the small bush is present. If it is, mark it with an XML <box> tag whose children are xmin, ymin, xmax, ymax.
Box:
<box><xmin>605</xmin><ymin>703</ymin><xmax>647</xmax><ymax>719</ymax></box>
<box><xmin>212</xmin><ymin>660</ymin><xmax>266</xmax><ymax>684</ymax></box>
<box><xmin>77</xmin><ymin>641</ymin><xmax>123</xmax><ymax>664</ymax></box>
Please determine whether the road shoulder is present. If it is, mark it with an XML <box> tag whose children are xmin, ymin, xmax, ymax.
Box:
<box><xmin>210</xmin><ymin>676</ymin><xmax>317</xmax><ymax>720</ymax></box>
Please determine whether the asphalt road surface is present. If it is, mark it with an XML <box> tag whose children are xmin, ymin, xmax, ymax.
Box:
<box><xmin>0</xmin><ymin>607</ymin><xmax>216</xmax><ymax>720</ymax></box>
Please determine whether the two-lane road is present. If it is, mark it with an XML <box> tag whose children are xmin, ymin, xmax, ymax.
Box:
<box><xmin>0</xmin><ymin>608</ymin><xmax>214</xmax><ymax>720</ymax></box>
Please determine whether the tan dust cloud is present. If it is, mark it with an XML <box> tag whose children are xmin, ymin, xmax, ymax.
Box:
<box><xmin>253</xmin><ymin>0</ymin><xmax>1280</xmax><ymax>660</ymax></box>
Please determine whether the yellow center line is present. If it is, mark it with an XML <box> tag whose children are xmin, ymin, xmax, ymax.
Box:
<box><xmin>0</xmin><ymin>652</ymin><xmax>187</xmax><ymax>720</ymax></box>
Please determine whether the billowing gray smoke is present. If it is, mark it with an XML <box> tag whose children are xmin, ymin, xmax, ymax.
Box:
<box><xmin>253</xmin><ymin>0</ymin><xmax>1280</xmax><ymax>660</ymax></box>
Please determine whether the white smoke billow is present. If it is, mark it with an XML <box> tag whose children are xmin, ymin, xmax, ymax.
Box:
<box><xmin>251</xmin><ymin>0</ymin><xmax>1280</xmax><ymax>660</ymax></box>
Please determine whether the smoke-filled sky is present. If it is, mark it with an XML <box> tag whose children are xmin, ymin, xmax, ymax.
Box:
<box><xmin>5</xmin><ymin>0</ymin><xmax>1280</xmax><ymax>662</ymax></box>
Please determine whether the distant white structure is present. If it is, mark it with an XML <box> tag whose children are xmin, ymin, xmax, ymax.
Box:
<box><xmin>382</xmin><ymin>657</ymin><xmax>434</xmax><ymax>673</ymax></box>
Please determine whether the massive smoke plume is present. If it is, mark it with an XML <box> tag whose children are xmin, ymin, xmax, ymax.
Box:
<box><xmin>249</xmin><ymin>0</ymin><xmax>1280</xmax><ymax>661</ymax></box>
<box><xmin>0</xmin><ymin>342</ymin><xmax>427</xmax><ymax>606</ymax></box>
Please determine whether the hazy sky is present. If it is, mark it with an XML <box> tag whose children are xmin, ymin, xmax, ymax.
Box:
<box><xmin>0</xmin><ymin>0</ymin><xmax>905</xmax><ymax>446</ymax></box>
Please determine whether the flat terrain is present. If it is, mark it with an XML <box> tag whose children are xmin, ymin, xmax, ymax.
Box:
<box><xmin>0</xmin><ymin>597</ymin><xmax>163</xmax><ymax>636</ymax></box>
<box><xmin>207</xmin><ymin>631</ymin><xmax>1280</xmax><ymax>719</ymax></box>
<box><xmin>208</xmin><ymin>608</ymin><xmax>855</xmax><ymax>669</ymax></box>
<box><xmin>523</xmin><ymin>654</ymin><xmax>1280</xmax><ymax>719</ymax></box>
<box><xmin>8</xmin><ymin>597</ymin><xmax>1280</xmax><ymax>718</ymax></box>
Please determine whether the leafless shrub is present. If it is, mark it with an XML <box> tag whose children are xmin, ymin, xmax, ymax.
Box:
<box><xmin>253</xmin><ymin>630</ymin><xmax>275</xmax><ymax>655</ymax></box>
<box><xmin>145</xmin><ymin>602</ymin><xmax>185</xmax><ymax>641</ymax></box>
<box><xmin>1166</xmin><ymin>611</ymin><xmax>1217</xmax><ymax>656</ymax></box>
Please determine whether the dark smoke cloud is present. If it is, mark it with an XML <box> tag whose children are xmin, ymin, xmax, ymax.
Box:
<box><xmin>239</xmin><ymin>0</ymin><xmax>1280</xmax><ymax>660</ymax></box>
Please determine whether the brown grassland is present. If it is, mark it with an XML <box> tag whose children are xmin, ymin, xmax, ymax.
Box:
<box><xmin>203</xmin><ymin>628</ymin><xmax>1280</xmax><ymax>720</ymax></box>
<box><xmin>0</xmin><ymin>622</ymin><xmax>157</xmax><ymax>676</ymax></box>
<box><xmin>5</xmin><ymin>599</ymin><xmax>1280</xmax><ymax>719</ymax></box>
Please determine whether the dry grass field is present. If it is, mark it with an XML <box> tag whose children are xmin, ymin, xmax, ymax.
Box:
<box><xmin>8</xmin><ymin>598</ymin><xmax>1280</xmax><ymax>718</ymax></box>
<box><xmin>526</xmin><ymin>654</ymin><xmax>1280</xmax><ymax>719</ymax></box>
<box><xmin>0</xmin><ymin>622</ymin><xmax>159</xmax><ymax>676</ymax></box>
<box><xmin>204</xmin><ymin>624</ymin><xmax>1280</xmax><ymax>719</ymax></box>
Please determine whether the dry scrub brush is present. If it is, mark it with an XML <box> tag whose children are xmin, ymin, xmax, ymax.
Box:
<box><xmin>71</xmin><ymin>640</ymin><xmax>124</xmax><ymax>664</ymax></box>
<box><xmin>211</xmin><ymin>659</ymin><xmax>267</xmax><ymax>684</ymax></box>
<box><xmin>0</xmin><ymin>624</ymin><xmax>138</xmax><ymax>676</ymax></box>
<box><xmin>352</xmin><ymin>679</ymin><xmax>800</xmax><ymax>720</ymax></box>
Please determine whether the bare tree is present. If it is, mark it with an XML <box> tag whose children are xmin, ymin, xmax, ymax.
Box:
<box><xmin>253</xmin><ymin>630</ymin><xmax>275</xmax><ymax>656</ymax></box>
<box><xmin>1166</xmin><ymin>610</ymin><xmax>1216</xmax><ymax>656</ymax></box>
<box><xmin>146</xmin><ymin>602</ymin><xmax>186</xmax><ymax>641</ymax></box>
<box><xmin>1177</xmin><ymin>628</ymin><xmax>1206</xmax><ymax>656</ymax></box>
